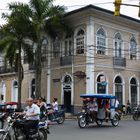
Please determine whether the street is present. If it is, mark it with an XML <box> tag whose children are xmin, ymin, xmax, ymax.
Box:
<box><xmin>49</xmin><ymin>120</ymin><xmax>140</xmax><ymax>140</ymax></box>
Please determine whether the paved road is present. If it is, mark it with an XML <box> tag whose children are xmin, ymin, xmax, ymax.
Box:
<box><xmin>48</xmin><ymin>120</ymin><xmax>140</xmax><ymax>140</ymax></box>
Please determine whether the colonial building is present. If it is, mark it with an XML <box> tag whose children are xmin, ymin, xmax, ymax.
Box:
<box><xmin>0</xmin><ymin>5</ymin><xmax>140</xmax><ymax>113</ymax></box>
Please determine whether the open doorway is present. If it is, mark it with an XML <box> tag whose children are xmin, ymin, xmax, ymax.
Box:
<box><xmin>63</xmin><ymin>75</ymin><xmax>72</xmax><ymax>113</ymax></box>
<box><xmin>64</xmin><ymin>90</ymin><xmax>71</xmax><ymax>112</ymax></box>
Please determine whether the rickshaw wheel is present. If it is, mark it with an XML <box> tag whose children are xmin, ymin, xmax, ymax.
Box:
<box><xmin>78</xmin><ymin>117</ymin><xmax>86</xmax><ymax>128</ymax></box>
<box><xmin>96</xmin><ymin>120</ymin><xmax>103</xmax><ymax>127</ymax></box>
<box><xmin>111</xmin><ymin>115</ymin><xmax>119</xmax><ymax>127</ymax></box>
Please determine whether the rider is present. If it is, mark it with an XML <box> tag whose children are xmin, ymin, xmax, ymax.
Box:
<box><xmin>105</xmin><ymin>99</ymin><xmax>110</xmax><ymax>120</ymax></box>
<box><xmin>52</xmin><ymin>98</ymin><xmax>58</xmax><ymax>112</ymax></box>
<box><xmin>87</xmin><ymin>98</ymin><xmax>98</xmax><ymax>121</ymax></box>
<box><xmin>22</xmin><ymin>98</ymin><xmax>40</xmax><ymax>139</ymax></box>
<box><xmin>37</xmin><ymin>97</ymin><xmax>47</xmax><ymax>119</ymax></box>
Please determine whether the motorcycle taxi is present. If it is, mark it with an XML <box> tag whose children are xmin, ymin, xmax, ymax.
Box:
<box><xmin>78</xmin><ymin>94</ymin><xmax>120</xmax><ymax>128</ymax></box>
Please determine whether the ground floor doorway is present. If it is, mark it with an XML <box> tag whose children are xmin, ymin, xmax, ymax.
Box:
<box><xmin>64</xmin><ymin>90</ymin><xmax>71</xmax><ymax>113</ymax></box>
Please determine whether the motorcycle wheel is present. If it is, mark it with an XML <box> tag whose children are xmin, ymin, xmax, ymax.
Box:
<box><xmin>111</xmin><ymin>115</ymin><xmax>119</xmax><ymax>127</ymax></box>
<box><xmin>133</xmin><ymin>113</ymin><xmax>139</xmax><ymax>121</ymax></box>
<box><xmin>96</xmin><ymin>120</ymin><xmax>103</xmax><ymax>127</ymax></box>
<box><xmin>78</xmin><ymin>116</ymin><xmax>86</xmax><ymax>128</ymax></box>
<box><xmin>57</xmin><ymin>116</ymin><xmax>65</xmax><ymax>124</ymax></box>
<box><xmin>1</xmin><ymin>134</ymin><xmax>11</xmax><ymax>140</ymax></box>
<box><xmin>37</xmin><ymin>130</ymin><xmax>47</xmax><ymax>140</ymax></box>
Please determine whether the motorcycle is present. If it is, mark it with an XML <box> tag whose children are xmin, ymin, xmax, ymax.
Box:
<box><xmin>133</xmin><ymin>107</ymin><xmax>140</xmax><ymax>121</ymax></box>
<box><xmin>0</xmin><ymin>113</ymin><xmax>49</xmax><ymax>140</ymax></box>
<box><xmin>47</xmin><ymin>109</ymin><xmax>65</xmax><ymax>124</ymax></box>
<box><xmin>0</xmin><ymin>112</ymin><xmax>7</xmax><ymax>129</ymax></box>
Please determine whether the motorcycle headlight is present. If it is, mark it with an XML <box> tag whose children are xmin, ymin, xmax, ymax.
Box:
<box><xmin>7</xmin><ymin>116</ymin><xmax>12</xmax><ymax>123</ymax></box>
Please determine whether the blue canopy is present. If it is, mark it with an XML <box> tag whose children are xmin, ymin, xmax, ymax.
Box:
<box><xmin>80</xmin><ymin>94</ymin><xmax>116</xmax><ymax>99</ymax></box>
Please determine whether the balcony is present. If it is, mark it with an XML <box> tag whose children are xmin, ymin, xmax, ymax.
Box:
<box><xmin>60</xmin><ymin>56</ymin><xmax>72</xmax><ymax>66</ymax></box>
<box><xmin>0</xmin><ymin>66</ymin><xmax>16</xmax><ymax>74</ymax></box>
<box><xmin>113</xmin><ymin>57</ymin><xmax>126</xmax><ymax>68</ymax></box>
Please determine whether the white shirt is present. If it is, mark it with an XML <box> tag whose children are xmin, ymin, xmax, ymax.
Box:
<box><xmin>25</xmin><ymin>104</ymin><xmax>40</xmax><ymax>120</ymax></box>
<box><xmin>115</xmin><ymin>100</ymin><xmax>119</xmax><ymax>108</ymax></box>
<box><xmin>52</xmin><ymin>102</ymin><xmax>58</xmax><ymax>111</ymax></box>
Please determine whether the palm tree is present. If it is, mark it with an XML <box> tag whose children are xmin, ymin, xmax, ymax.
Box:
<box><xmin>21</xmin><ymin>0</ymin><xmax>66</xmax><ymax>98</ymax></box>
<box><xmin>0</xmin><ymin>3</ymin><xmax>34</xmax><ymax>108</ymax></box>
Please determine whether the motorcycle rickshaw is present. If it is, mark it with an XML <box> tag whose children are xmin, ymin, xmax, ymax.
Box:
<box><xmin>78</xmin><ymin>94</ymin><xmax>120</xmax><ymax>128</ymax></box>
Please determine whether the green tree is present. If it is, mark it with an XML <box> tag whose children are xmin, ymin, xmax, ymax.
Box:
<box><xmin>0</xmin><ymin>3</ymin><xmax>34</xmax><ymax>108</ymax></box>
<box><xmin>21</xmin><ymin>0</ymin><xmax>66</xmax><ymax>98</ymax></box>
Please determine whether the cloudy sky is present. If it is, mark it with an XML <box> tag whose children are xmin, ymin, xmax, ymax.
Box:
<box><xmin>0</xmin><ymin>0</ymin><xmax>139</xmax><ymax>25</ymax></box>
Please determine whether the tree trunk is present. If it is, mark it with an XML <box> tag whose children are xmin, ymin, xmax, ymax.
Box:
<box><xmin>35</xmin><ymin>42</ymin><xmax>42</xmax><ymax>98</ymax></box>
<box><xmin>17</xmin><ymin>45</ymin><xmax>23</xmax><ymax>109</ymax></box>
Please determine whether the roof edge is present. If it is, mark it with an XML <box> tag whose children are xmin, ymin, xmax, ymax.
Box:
<box><xmin>64</xmin><ymin>4</ymin><xmax>140</xmax><ymax>24</ymax></box>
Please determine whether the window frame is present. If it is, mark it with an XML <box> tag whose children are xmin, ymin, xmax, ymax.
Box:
<box><xmin>76</xmin><ymin>29</ymin><xmax>85</xmax><ymax>54</ymax></box>
<box><xmin>96</xmin><ymin>28</ymin><xmax>107</xmax><ymax>55</ymax></box>
<box><xmin>129</xmin><ymin>37</ymin><xmax>137</xmax><ymax>60</ymax></box>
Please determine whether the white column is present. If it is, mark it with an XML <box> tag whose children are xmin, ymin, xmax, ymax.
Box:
<box><xmin>86</xmin><ymin>16</ymin><xmax>95</xmax><ymax>94</ymax></box>
<box><xmin>47</xmin><ymin>42</ymin><xmax>51</xmax><ymax>104</ymax></box>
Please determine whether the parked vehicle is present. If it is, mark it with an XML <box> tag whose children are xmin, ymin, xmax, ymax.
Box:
<box><xmin>78</xmin><ymin>94</ymin><xmax>120</xmax><ymax>128</ymax></box>
<box><xmin>0</xmin><ymin>113</ymin><xmax>49</xmax><ymax>140</ymax></box>
<box><xmin>46</xmin><ymin>107</ymin><xmax>65</xmax><ymax>124</ymax></box>
<box><xmin>133</xmin><ymin>107</ymin><xmax>140</xmax><ymax>121</ymax></box>
<box><xmin>0</xmin><ymin>102</ymin><xmax>19</xmax><ymax>129</ymax></box>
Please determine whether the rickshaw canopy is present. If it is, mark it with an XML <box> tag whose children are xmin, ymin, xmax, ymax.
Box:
<box><xmin>6</xmin><ymin>102</ymin><xmax>18</xmax><ymax>105</ymax></box>
<box><xmin>80</xmin><ymin>94</ymin><xmax>116</xmax><ymax>99</ymax></box>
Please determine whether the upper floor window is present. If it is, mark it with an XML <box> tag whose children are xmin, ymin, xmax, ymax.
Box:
<box><xmin>130</xmin><ymin>37</ymin><xmax>137</xmax><ymax>60</ymax></box>
<box><xmin>62</xmin><ymin>35</ymin><xmax>73</xmax><ymax>57</ymax></box>
<box><xmin>97</xmin><ymin>28</ymin><xmax>106</xmax><ymax>55</ymax></box>
<box><xmin>114</xmin><ymin>33</ymin><xmax>123</xmax><ymax>57</ymax></box>
<box><xmin>76</xmin><ymin>29</ymin><xmax>85</xmax><ymax>54</ymax></box>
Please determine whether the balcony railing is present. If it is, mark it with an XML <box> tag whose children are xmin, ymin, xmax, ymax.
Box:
<box><xmin>60</xmin><ymin>56</ymin><xmax>72</xmax><ymax>66</ymax></box>
<box><xmin>0</xmin><ymin>66</ymin><xmax>16</xmax><ymax>74</ymax></box>
<box><xmin>113</xmin><ymin>57</ymin><xmax>126</xmax><ymax>67</ymax></box>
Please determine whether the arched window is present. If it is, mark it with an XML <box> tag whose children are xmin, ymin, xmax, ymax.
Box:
<box><xmin>76</xmin><ymin>29</ymin><xmax>85</xmax><ymax>54</ymax></box>
<box><xmin>130</xmin><ymin>78</ymin><xmax>137</xmax><ymax>106</ymax></box>
<box><xmin>0</xmin><ymin>81</ymin><xmax>6</xmax><ymax>102</ymax></box>
<box><xmin>62</xmin><ymin>35</ymin><xmax>73</xmax><ymax>57</ymax></box>
<box><xmin>31</xmin><ymin>79</ymin><xmax>35</xmax><ymax>99</ymax></box>
<box><xmin>97</xmin><ymin>28</ymin><xmax>106</xmax><ymax>55</ymax></box>
<box><xmin>130</xmin><ymin>37</ymin><xmax>137</xmax><ymax>60</ymax></box>
<box><xmin>12</xmin><ymin>81</ymin><xmax>18</xmax><ymax>102</ymax></box>
<box><xmin>114</xmin><ymin>33</ymin><xmax>123</xmax><ymax>57</ymax></box>
<box><xmin>97</xmin><ymin>74</ymin><xmax>106</xmax><ymax>94</ymax></box>
<box><xmin>115</xmin><ymin>76</ymin><xmax>123</xmax><ymax>105</ymax></box>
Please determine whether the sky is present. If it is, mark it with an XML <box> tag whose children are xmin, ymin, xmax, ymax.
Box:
<box><xmin>0</xmin><ymin>0</ymin><xmax>140</xmax><ymax>25</ymax></box>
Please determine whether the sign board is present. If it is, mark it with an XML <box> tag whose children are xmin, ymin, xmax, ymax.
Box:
<box><xmin>100</xmin><ymin>75</ymin><xmax>106</xmax><ymax>82</ymax></box>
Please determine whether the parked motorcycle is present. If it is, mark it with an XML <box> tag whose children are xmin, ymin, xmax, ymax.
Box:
<box><xmin>0</xmin><ymin>112</ymin><xmax>7</xmax><ymax>129</ymax></box>
<box><xmin>0</xmin><ymin>113</ymin><xmax>49</xmax><ymax>140</ymax></box>
<box><xmin>133</xmin><ymin>107</ymin><xmax>140</xmax><ymax>121</ymax></box>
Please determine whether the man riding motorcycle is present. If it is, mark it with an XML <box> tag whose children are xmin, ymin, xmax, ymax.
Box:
<box><xmin>19</xmin><ymin>98</ymin><xmax>40</xmax><ymax>139</ymax></box>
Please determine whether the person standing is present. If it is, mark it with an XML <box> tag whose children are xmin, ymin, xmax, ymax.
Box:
<box><xmin>126</xmin><ymin>100</ymin><xmax>131</xmax><ymax>114</ymax></box>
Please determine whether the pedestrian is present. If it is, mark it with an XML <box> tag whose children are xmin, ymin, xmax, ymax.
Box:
<box><xmin>126</xmin><ymin>100</ymin><xmax>131</xmax><ymax>114</ymax></box>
